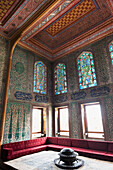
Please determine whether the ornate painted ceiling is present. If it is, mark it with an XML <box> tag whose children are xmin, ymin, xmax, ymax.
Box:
<box><xmin>0</xmin><ymin>0</ymin><xmax>113</xmax><ymax>60</ymax></box>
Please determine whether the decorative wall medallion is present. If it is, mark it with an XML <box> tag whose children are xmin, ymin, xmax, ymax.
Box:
<box><xmin>90</xmin><ymin>86</ymin><xmax>110</xmax><ymax>97</ymax></box>
<box><xmin>15</xmin><ymin>62</ymin><xmax>24</xmax><ymax>74</ymax></box>
<box><xmin>14</xmin><ymin>91</ymin><xmax>32</xmax><ymax>101</ymax></box>
<box><xmin>55</xmin><ymin>94</ymin><xmax>68</xmax><ymax>103</ymax></box>
<box><xmin>35</xmin><ymin>95</ymin><xmax>48</xmax><ymax>103</ymax></box>
<box><xmin>71</xmin><ymin>91</ymin><xmax>86</xmax><ymax>100</ymax></box>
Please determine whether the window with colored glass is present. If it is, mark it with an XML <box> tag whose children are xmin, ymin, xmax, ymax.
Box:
<box><xmin>77</xmin><ymin>52</ymin><xmax>97</xmax><ymax>89</ymax></box>
<box><xmin>34</xmin><ymin>61</ymin><xmax>47</xmax><ymax>94</ymax></box>
<box><xmin>54</xmin><ymin>63</ymin><xmax>67</xmax><ymax>95</ymax></box>
<box><xmin>109</xmin><ymin>41</ymin><xmax>113</xmax><ymax>65</ymax></box>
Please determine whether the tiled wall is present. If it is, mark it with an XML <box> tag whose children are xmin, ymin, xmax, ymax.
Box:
<box><xmin>1</xmin><ymin>33</ymin><xmax>113</xmax><ymax>143</ymax></box>
<box><xmin>3</xmin><ymin>45</ymin><xmax>52</xmax><ymax>143</ymax></box>
<box><xmin>3</xmin><ymin>102</ymin><xmax>30</xmax><ymax>144</ymax></box>
<box><xmin>0</xmin><ymin>36</ymin><xmax>9</xmax><ymax>137</ymax></box>
<box><xmin>103</xmin><ymin>95</ymin><xmax>113</xmax><ymax>141</ymax></box>
<box><xmin>8</xmin><ymin>45</ymin><xmax>52</xmax><ymax>101</ymax></box>
<box><xmin>52</xmin><ymin>34</ymin><xmax>113</xmax><ymax>140</ymax></box>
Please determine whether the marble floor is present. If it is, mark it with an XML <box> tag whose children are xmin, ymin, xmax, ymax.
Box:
<box><xmin>1</xmin><ymin>151</ymin><xmax>113</xmax><ymax>170</ymax></box>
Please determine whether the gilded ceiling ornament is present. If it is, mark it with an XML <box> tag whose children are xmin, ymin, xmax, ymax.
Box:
<box><xmin>12</xmin><ymin>23</ymin><xmax>15</xmax><ymax>27</ymax></box>
<box><xmin>46</xmin><ymin>0</ymin><xmax>96</xmax><ymax>36</ymax></box>
<box><xmin>34</xmin><ymin>0</ymin><xmax>39</xmax><ymax>3</ymax></box>
<box><xmin>26</xmin><ymin>8</ymin><xmax>30</xmax><ymax>12</ymax></box>
<box><xmin>18</xmin><ymin>16</ymin><xmax>22</xmax><ymax>20</ymax></box>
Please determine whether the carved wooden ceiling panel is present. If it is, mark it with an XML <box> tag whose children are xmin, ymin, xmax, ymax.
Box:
<box><xmin>0</xmin><ymin>0</ymin><xmax>113</xmax><ymax>60</ymax></box>
<box><xmin>46</xmin><ymin>0</ymin><xmax>96</xmax><ymax>36</ymax></box>
<box><xmin>0</xmin><ymin>0</ymin><xmax>16</xmax><ymax>21</ymax></box>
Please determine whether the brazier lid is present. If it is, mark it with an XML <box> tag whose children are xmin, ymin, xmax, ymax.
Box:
<box><xmin>59</xmin><ymin>148</ymin><xmax>77</xmax><ymax>156</ymax></box>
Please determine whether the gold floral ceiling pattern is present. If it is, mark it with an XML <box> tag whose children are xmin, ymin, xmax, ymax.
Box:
<box><xmin>0</xmin><ymin>0</ymin><xmax>16</xmax><ymax>21</ymax></box>
<box><xmin>46</xmin><ymin>0</ymin><xmax>96</xmax><ymax>36</ymax></box>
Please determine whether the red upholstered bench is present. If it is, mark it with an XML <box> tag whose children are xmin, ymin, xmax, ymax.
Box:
<box><xmin>1</xmin><ymin>137</ymin><xmax>47</xmax><ymax>161</ymax></box>
<box><xmin>1</xmin><ymin>137</ymin><xmax>113</xmax><ymax>161</ymax></box>
<box><xmin>47</xmin><ymin>137</ymin><xmax>72</xmax><ymax>151</ymax></box>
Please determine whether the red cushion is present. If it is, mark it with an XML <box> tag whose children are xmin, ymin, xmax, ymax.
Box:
<box><xmin>71</xmin><ymin>139</ymin><xmax>88</xmax><ymax>148</ymax></box>
<box><xmin>14</xmin><ymin>145</ymin><xmax>47</xmax><ymax>157</ymax></box>
<box><xmin>107</xmin><ymin>142</ymin><xmax>113</xmax><ymax>152</ymax></box>
<box><xmin>57</xmin><ymin>138</ymin><xmax>71</xmax><ymax>146</ymax></box>
<box><xmin>72</xmin><ymin>147</ymin><xmax>88</xmax><ymax>152</ymax></box>
<box><xmin>24</xmin><ymin>138</ymin><xmax>47</xmax><ymax>149</ymax></box>
<box><xmin>29</xmin><ymin>145</ymin><xmax>47</xmax><ymax>151</ymax></box>
<box><xmin>47</xmin><ymin>144</ymin><xmax>66</xmax><ymax>151</ymax></box>
<box><xmin>87</xmin><ymin>140</ymin><xmax>107</xmax><ymax>151</ymax></box>
<box><xmin>2</xmin><ymin>148</ymin><xmax>13</xmax><ymax>161</ymax></box>
<box><xmin>41</xmin><ymin>137</ymin><xmax>47</xmax><ymax>145</ymax></box>
<box><xmin>2</xmin><ymin>141</ymin><xmax>25</xmax><ymax>151</ymax></box>
<box><xmin>47</xmin><ymin>137</ymin><xmax>58</xmax><ymax>144</ymax></box>
<box><xmin>24</xmin><ymin>138</ymin><xmax>42</xmax><ymax>148</ymax></box>
<box><xmin>47</xmin><ymin>144</ymin><xmax>63</xmax><ymax>149</ymax></box>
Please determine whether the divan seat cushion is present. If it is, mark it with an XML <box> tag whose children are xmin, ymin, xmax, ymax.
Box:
<box><xmin>107</xmin><ymin>142</ymin><xmax>113</xmax><ymax>152</ymax></box>
<box><xmin>2</xmin><ymin>137</ymin><xmax>113</xmax><ymax>161</ymax></box>
<box><xmin>87</xmin><ymin>140</ymin><xmax>107</xmax><ymax>151</ymax></box>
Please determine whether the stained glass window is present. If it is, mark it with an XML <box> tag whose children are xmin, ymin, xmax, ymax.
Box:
<box><xmin>109</xmin><ymin>41</ymin><xmax>113</xmax><ymax>65</ymax></box>
<box><xmin>34</xmin><ymin>61</ymin><xmax>47</xmax><ymax>94</ymax></box>
<box><xmin>54</xmin><ymin>63</ymin><xmax>67</xmax><ymax>95</ymax></box>
<box><xmin>77</xmin><ymin>52</ymin><xmax>97</xmax><ymax>89</ymax></box>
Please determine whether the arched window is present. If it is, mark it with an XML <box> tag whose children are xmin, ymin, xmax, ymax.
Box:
<box><xmin>109</xmin><ymin>41</ymin><xmax>113</xmax><ymax>64</ymax></box>
<box><xmin>54</xmin><ymin>63</ymin><xmax>67</xmax><ymax>95</ymax></box>
<box><xmin>34</xmin><ymin>61</ymin><xmax>47</xmax><ymax>94</ymax></box>
<box><xmin>77</xmin><ymin>52</ymin><xmax>97</xmax><ymax>89</ymax></box>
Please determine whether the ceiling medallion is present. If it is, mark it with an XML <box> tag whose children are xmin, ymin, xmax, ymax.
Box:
<box><xmin>4</xmin><ymin>31</ymin><xmax>8</xmax><ymax>34</ymax></box>
<box><xmin>12</xmin><ymin>23</ymin><xmax>15</xmax><ymax>27</ymax></box>
<box><xmin>26</xmin><ymin>8</ymin><xmax>30</xmax><ymax>12</ymax></box>
<box><xmin>18</xmin><ymin>16</ymin><xmax>22</xmax><ymax>20</ymax></box>
<box><xmin>34</xmin><ymin>0</ymin><xmax>39</xmax><ymax>3</ymax></box>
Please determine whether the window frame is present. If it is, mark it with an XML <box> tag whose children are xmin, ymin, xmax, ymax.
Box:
<box><xmin>76</xmin><ymin>51</ymin><xmax>97</xmax><ymax>90</ymax></box>
<box><xmin>80</xmin><ymin>101</ymin><xmax>106</xmax><ymax>140</ymax></box>
<box><xmin>57</xmin><ymin>107</ymin><xmax>69</xmax><ymax>137</ymax></box>
<box><xmin>54</xmin><ymin>63</ymin><xmax>68</xmax><ymax>95</ymax></box>
<box><xmin>33</xmin><ymin>61</ymin><xmax>47</xmax><ymax>94</ymax></box>
<box><xmin>31</xmin><ymin>106</ymin><xmax>47</xmax><ymax>139</ymax></box>
<box><xmin>109</xmin><ymin>41</ymin><xmax>113</xmax><ymax>65</ymax></box>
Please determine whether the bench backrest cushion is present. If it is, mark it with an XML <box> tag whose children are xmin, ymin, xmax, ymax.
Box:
<box><xmin>2</xmin><ymin>141</ymin><xmax>25</xmax><ymax>151</ymax></box>
<box><xmin>41</xmin><ymin>137</ymin><xmax>47</xmax><ymax>145</ymax></box>
<box><xmin>24</xmin><ymin>138</ymin><xmax>46</xmax><ymax>149</ymax></box>
<box><xmin>107</xmin><ymin>142</ymin><xmax>113</xmax><ymax>152</ymax></box>
<box><xmin>71</xmin><ymin>139</ymin><xmax>88</xmax><ymax>148</ymax></box>
<box><xmin>57</xmin><ymin>138</ymin><xmax>71</xmax><ymax>146</ymax></box>
<box><xmin>87</xmin><ymin>140</ymin><xmax>107</xmax><ymax>151</ymax></box>
<box><xmin>47</xmin><ymin>137</ymin><xmax>58</xmax><ymax>144</ymax></box>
